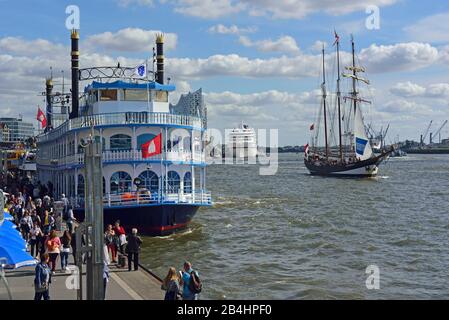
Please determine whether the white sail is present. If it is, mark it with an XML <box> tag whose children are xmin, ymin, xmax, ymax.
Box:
<box><xmin>353</xmin><ymin>105</ymin><xmax>373</xmax><ymax>160</ymax></box>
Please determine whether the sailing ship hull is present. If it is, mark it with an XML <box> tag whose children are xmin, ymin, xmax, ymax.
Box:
<box><xmin>304</xmin><ymin>155</ymin><xmax>385</xmax><ymax>177</ymax></box>
<box><xmin>74</xmin><ymin>204</ymin><xmax>202</xmax><ymax>236</ymax></box>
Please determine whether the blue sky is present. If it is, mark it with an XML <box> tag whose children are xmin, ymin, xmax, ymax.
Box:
<box><xmin>1</xmin><ymin>0</ymin><xmax>449</xmax><ymax>145</ymax></box>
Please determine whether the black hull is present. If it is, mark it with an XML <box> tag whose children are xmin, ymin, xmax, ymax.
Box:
<box><xmin>304</xmin><ymin>153</ymin><xmax>388</xmax><ymax>177</ymax></box>
<box><xmin>74</xmin><ymin>204</ymin><xmax>201</xmax><ymax>236</ymax></box>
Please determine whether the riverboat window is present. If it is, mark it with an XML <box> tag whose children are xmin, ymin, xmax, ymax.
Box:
<box><xmin>154</xmin><ymin>90</ymin><xmax>168</xmax><ymax>102</ymax></box>
<box><xmin>110</xmin><ymin>134</ymin><xmax>132</xmax><ymax>150</ymax></box>
<box><xmin>167</xmin><ymin>171</ymin><xmax>180</xmax><ymax>193</ymax></box>
<box><xmin>138</xmin><ymin>170</ymin><xmax>159</xmax><ymax>193</ymax></box>
<box><xmin>110</xmin><ymin>171</ymin><xmax>132</xmax><ymax>194</ymax></box>
<box><xmin>100</xmin><ymin>89</ymin><xmax>118</xmax><ymax>101</ymax></box>
<box><xmin>184</xmin><ymin>172</ymin><xmax>192</xmax><ymax>193</ymax></box>
<box><xmin>124</xmin><ymin>89</ymin><xmax>148</xmax><ymax>101</ymax></box>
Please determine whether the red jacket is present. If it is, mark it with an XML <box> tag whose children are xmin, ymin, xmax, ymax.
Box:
<box><xmin>114</xmin><ymin>226</ymin><xmax>126</xmax><ymax>236</ymax></box>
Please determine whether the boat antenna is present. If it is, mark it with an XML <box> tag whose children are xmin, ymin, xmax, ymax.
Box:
<box><xmin>321</xmin><ymin>45</ymin><xmax>329</xmax><ymax>159</ymax></box>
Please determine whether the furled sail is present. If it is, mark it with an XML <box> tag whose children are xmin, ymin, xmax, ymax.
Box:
<box><xmin>353</xmin><ymin>105</ymin><xmax>373</xmax><ymax>160</ymax></box>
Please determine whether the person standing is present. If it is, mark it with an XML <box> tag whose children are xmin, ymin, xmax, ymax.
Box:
<box><xmin>42</xmin><ymin>210</ymin><xmax>54</xmax><ymax>235</ymax></box>
<box><xmin>46</xmin><ymin>230</ymin><xmax>61</xmax><ymax>274</ymax></box>
<box><xmin>60</xmin><ymin>230</ymin><xmax>71</xmax><ymax>272</ymax></box>
<box><xmin>113</xmin><ymin>220</ymin><xmax>126</xmax><ymax>254</ymax></box>
<box><xmin>162</xmin><ymin>267</ymin><xmax>181</xmax><ymax>300</ymax></box>
<box><xmin>103</xmin><ymin>260</ymin><xmax>109</xmax><ymax>300</ymax></box>
<box><xmin>20</xmin><ymin>211</ymin><xmax>33</xmax><ymax>241</ymax></box>
<box><xmin>126</xmin><ymin>228</ymin><xmax>142</xmax><ymax>271</ymax></box>
<box><xmin>64</xmin><ymin>205</ymin><xmax>76</xmax><ymax>234</ymax></box>
<box><xmin>29</xmin><ymin>221</ymin><xmax>43</xmax><ymax>258</ymax></box>
<box><xmin>34</xmin><ymin>253</ymin><xmax>51</xmax><ymax>300</ymax></box>
<box><xmin>104</xmin><ymin>225</ymin><xmax>118</xmax><ymax>263</ymax></box>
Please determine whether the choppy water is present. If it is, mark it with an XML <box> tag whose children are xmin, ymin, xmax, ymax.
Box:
<box><xmin>140</xmin><ymin>153</ymin><xmax>449</xmax><ymax>299</ymax></box>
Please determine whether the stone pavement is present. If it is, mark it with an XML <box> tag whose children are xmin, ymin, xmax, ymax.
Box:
<box><xmin>0</xmin><ymin>257</ymin><xmax>164</xmax><ymax>300</ymax></box>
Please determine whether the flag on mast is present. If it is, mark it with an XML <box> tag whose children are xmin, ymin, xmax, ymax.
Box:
<box><xmin>135</xmin><ymin>62</ymin><xmax>147</xmax><ymax>78</ymax></box>
<box><xmin>36</xmin><ymin>107</ymin><xmax>47</xmax><ymax>128</ymax></box>
<box><xmin>141</xmin><ymin>133</ymin><xmax>162</xmax><ymax>159</ymax></box>
<box><xmin>333</xmin><ymin>30</ymin><xmax>340</xmax><ymax>46</ymax></box>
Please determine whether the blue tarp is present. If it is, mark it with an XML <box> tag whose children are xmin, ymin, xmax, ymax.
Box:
<box><xmin>0</xmin><ymin>218</ymin><xmax>34</xmax><ymax>269</ymax></box>
<box><xmin>2</xmin><ymin>211</ymin><xmax>13</xmax><ymax>221</ymax></box>
<box><xmin>0</xmin><ymin>245</ymin><xmax>36</xmax><ymax>269</ymax></box>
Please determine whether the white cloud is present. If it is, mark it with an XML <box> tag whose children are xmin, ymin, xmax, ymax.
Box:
<box><xmin>378</xmin><ymin>99</ymin><xmax>434</xmax><ymax>116</ymax></box>
<box><xmin>117</xmin><ymin>0</ymin><xmax>154</xmax><ymax>7</ymax></box>
<box><xmin>390</xmin><ymin>81</ymin><xmax>426</xmax><ymax>97</ymax></box>
<box><xmin>426</xmin><ymin>83</ymin><xmax>449</xmax><ymax>98</ymax></box>
<box><xmin>238</xmin><ymin>35</ymin><xmax>300</xmax><ymax>55</ymax></box>
<box><xmin>310</xmin><ymin>40</ymin><xmax>328</xmax><ymax>53</ymax></box>
<box><xmin>164</xmin><ymin>0</ymin><xmax>397</xmax><ymax>20</ymax></box>
<box><xmin>208</xmin><ymin>24</ymin><xmax>256</xmax><ymax>35</ymax></box>
<box><xmin>404</xmin><ymin>12</ymin><xmax>449</xmax><ymax>43</ymax></box>
<box><xmin>166</xmin><ymin>53</ymin><xmax>319</xmax><ymax>79</ymax></box>
<box><xmin>359</xmin><ymin>42</ymin><xmax>439</xmax><ymax>73</ymax></box>
<box><xmin>84</xmin><ymin>28</ymin><xmax>177</xmax><ymax>53</ymax></box>
<box><xmin>173</xmin><ymin>0</ymin><xmax>245</xmax><ymax>19</ymax></box>
<box><xmin>390</xmin><ymin>81</ymin><xmax>449</xmax><ymax>99</ymax></box>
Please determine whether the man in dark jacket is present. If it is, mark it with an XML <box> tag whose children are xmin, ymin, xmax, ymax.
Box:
<box><xmin>126</xmin><ymin>228</ymin><xmax>142</xmax><ymax>271</ymax></box>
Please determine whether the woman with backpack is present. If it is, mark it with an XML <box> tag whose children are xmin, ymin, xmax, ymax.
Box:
<box><xmin>161</xmin><ymin>267</ymin><xmax>181</xmax><ymax>300</ymax></box>
<box><xmin>180</xmin><ymin>261</ymin><xmax>202</xmax><ymax>300</ymax></box>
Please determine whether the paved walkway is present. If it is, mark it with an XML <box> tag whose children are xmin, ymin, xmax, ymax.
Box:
<box><xmin>0</xmin><ymin>257</ymin><xmax>164</xmax><ymax>300</ymax></box>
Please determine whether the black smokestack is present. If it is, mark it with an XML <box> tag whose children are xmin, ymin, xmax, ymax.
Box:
<box><xmin>45</xmin><ymin>78</ymin><xmax>53</xmax><ymax>130</ymax></box>
<box><xmin>156</xmin><ymin>34</ymin><xmax>164</xmax><ymax>84</ymax></box>
<box><xmin>70</xmin><ymin>29</ymin><xmax>79</xmax><ymax>119</ymax></box>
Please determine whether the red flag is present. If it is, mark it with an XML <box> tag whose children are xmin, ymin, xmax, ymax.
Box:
<box><xmin>304</xmin><ymin>143</ymin><xmax>309</xmax><ymax>156</ymax></box>
<box><xmin>309</xmin><ymin>123</ymin><xmax>315</xmax><ymax>131</ymax></box>
<box><xmin>141</xmin><ymin>133</ymin><xmax>162</xmax><ymax>159</ymax></box>
<box><xmin>333</xmin><ymin>30</ymin><xmax>340</xmax><ymax>46</ymax></box>
<box><xmin>36</xmin><ymin>107</ymin><xmax>47</xmax><ymax>128</ymax></box>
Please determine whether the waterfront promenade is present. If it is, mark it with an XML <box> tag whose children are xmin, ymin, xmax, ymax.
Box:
<box><xmin>1</xmin><ymin>258</ymin><xmax>164</xmax><ymax>300</ymax></box>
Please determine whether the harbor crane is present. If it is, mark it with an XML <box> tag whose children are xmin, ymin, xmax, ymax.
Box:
<box><xmin>430</xmin><ymin>120</ymin><xmax>448</xmax><ymax>144</ymax></box>
<box><xmin>420</xmin><ymin>120</ymin><xmax>433</xmax><ymax>146</ymax></box>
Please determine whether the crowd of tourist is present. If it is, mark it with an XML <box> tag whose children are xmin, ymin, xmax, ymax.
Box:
<box><xmin>3</xmin><ymin>180</ymin><xmax>202</xmax><ymax>301</ymax></box>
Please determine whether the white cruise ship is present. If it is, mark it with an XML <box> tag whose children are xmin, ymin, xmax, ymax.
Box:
<box><xmin>225</xmin><ymin>122</ymin><xmax>258</xmax><ymax>159</ymax></box>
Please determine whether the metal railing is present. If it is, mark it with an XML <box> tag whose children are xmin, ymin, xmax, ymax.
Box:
<box><xmin>71</xmin><ymin>190</ymin><xmax>212</xmax><ymax>208</ymax></box>
<box><xmin>37</xmin><ymin>112</ymin><xmax>204</xmax><ymax>143</ymax></box>
<box><xmin>37</xmin><ymin>149</ymin><xmax>205</xmax><ymax>167</ymax></box>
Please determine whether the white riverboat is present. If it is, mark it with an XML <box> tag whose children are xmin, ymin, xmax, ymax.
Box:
<box><xmin>36</xmin><ymin>31</ymin><xmax>211</xmax><ymax>235</ymax></box>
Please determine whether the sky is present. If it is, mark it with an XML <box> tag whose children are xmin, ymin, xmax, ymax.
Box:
<box><xmin>0</xmin><ymin>0</ymin><xmax>449</xmax><ymax>145</ymax></box>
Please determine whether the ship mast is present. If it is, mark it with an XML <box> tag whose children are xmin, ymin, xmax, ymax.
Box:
<box><xmin>351</xmin><ymin>35</ymin><xmax>357</xmax><ymax>116</ymax></box>
<box><xmin>335</xmin><ymin>32</ymin><xmax>343</xmax><ymax>161</ymax></box>
<box><xmin>321</xmin><ymin>46</ymin><xmax>329</xmax><ymax>159</ymax></box>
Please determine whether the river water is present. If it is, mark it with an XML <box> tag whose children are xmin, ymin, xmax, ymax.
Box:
<box><xmin>140</xmin><ymin>153</ymin><xmax>449</xmax><ymax>299</ymax></box>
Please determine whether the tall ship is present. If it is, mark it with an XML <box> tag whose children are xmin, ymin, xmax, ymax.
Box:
<box><xmin>36</xmin><ymin>30</ymin><xmax>211</xmax><ymax>235</ymax></box>
<box><xmin>304</xmin><ymin>33</ymin><xmax>393</xmax><ymax>177</ymax></box>
<box><xmin>225</xmin><ymin>122</ymin><xmax>258</xmax><ymax>159</ymax></box>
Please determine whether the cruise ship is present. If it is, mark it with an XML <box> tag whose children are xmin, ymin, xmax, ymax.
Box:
<box><xmin>35</xmin><ymin>30</ymin><xmax>211</xmax><ymax>236</ymax></box>
<box><xmin>225</xmin><ymin>122</ymin><xmax>258</xmax><ymax>159</ymax></box>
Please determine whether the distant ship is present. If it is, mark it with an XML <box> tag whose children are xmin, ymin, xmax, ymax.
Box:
<box><xmin>304</xmin><ymin>33</ymin><xmax>393</xmax><ymax>177</ymax></box>
<box><xmin>225</xmin><ymin>122</ymin><xmax>258</xmax><ymax>160</ymax></box>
